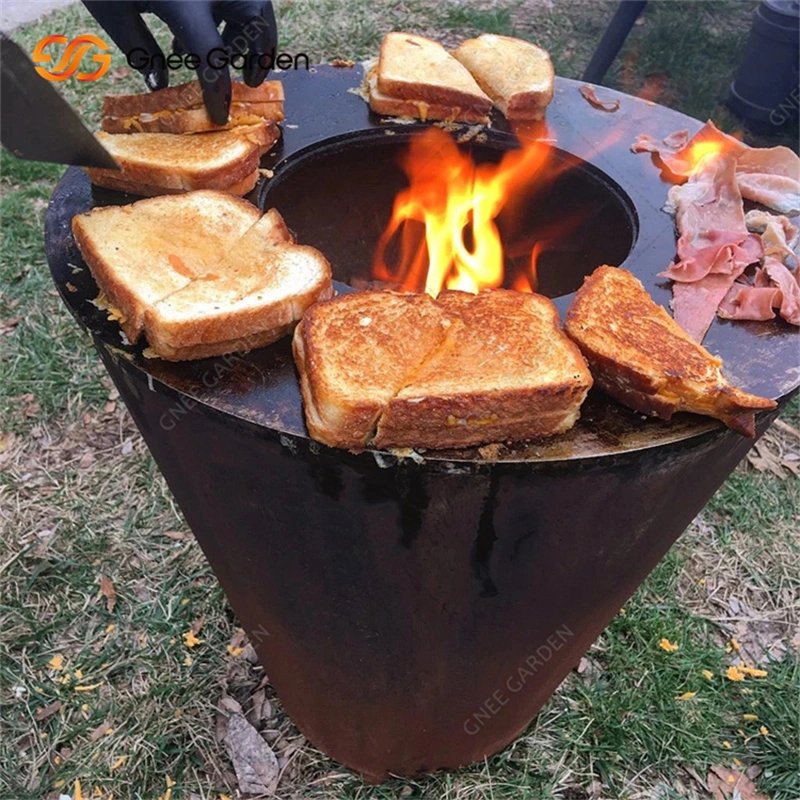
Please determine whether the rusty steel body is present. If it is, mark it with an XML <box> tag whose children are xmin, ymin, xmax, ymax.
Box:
<box><xmin>45</xmin><ymin>68</ymin><xmax>798</xmax><ymax>780</ymax></box>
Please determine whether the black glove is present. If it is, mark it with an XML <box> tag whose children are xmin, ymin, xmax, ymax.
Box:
<box><xmin>83</xmin><ymin>1</ymin><xmax>277</xmax><ymax>125</ymax></box>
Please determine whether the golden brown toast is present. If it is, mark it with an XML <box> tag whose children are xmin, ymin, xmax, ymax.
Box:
<box><xmin>84</xmin><ymin>123</ymin><xmax>278</xmax><ymax>196</ymax></box>
<box><xmin>374</xmin><ymin>33</ymin><xmax>492</xmax><ymax>120</ymax></box>
<box><xmin>147</xmin><ymin>243</ymin><xmax>332</xmax><ymax>356</ymax></box>
<box><xmin>150</xmin><ymin>323</ymin><xmax>293</xmax><ymax>361</ymax></box>
<box><xmin>293</xmin><ymin>292</ymin><xmax>456</xmax><ymax>450</ymax></box>
<box><xmin>102</xmin><ymin>79</ymin><xmax>284</xmax><ymax>133</ymax></box>
<box><xmin>293</xmin><ymin>289</ymin><xmax>592</xmax><ymax>451</ymax></box>
<box><xmin>72</xmin><ymin>192</ymin><xmax>332</xmax><ymax>360</ymax></box>
<box><xmin>452</xmin><ymin>35</ymin><xmax>554</xmax><ymax>120</ymax></box>
<box><xmin>564</xmin><ymin>266</ymin><xmax>777</xmax><ymax>436</ymax></box>
<box><xmin>72</xmin><ymin>191</ymin><xmax>261</xmax><ymax>341</ymax></box>
<box><xmin>87</xmin><ymin>167</ymin><xmax>261</xmax><ymax>198</ymax></box>
<box><xmin>375</xmin><ymin>290</ymin><xmax>592</xmax><ymax>448</ymax></box>
<box><xmin>367</xmin><ymin>71</ymin><xmax>490</xmax><ymax>125</ymax></box>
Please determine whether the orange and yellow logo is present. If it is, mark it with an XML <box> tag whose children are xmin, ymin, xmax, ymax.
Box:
<box><xmin>32</xmin><ymin>34</ymin><xmax>111</xmax><ymax>82</ymax></box>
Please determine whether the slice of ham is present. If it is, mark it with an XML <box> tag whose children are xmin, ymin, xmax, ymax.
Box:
<box><xmin>660</xmin><ymin>154</ymin><xmax>762</xmax><ymax>283</ymax></box>
<box><xmin>718</xmin><ymin>210</ymin><xmax>800</xmax><ymax>326</ymax></box>
<box><xmin>658</xmin><ymin>153</ymin><xmax>762</xmax><ymax>340</ymax></box>
<box><xmin>718</xmin><ymin>284</ymin><xmax>779</xmax><ymax>322</ymax></box>
<box><xmin>718</xmin><ymin>259</ymin><xmax>800</xmax><ymax>326</ymax></box>
<box><xmin>764</xmin><ymin>258</ymin><xmax>800</xmax><ymax>325</ymax></box>
<box><xmin>632</xmin><ymin>121</ymin><xmax>800</xmax><ymax>215</ymax></box>
<box><xmin>673</xmin><ymin>273</ymin><xmax>752</xmax><ymax>341</ymax></box>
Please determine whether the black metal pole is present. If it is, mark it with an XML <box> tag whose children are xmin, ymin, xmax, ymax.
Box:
<box><xmin>582</xmin><ymin>0</ymin><xmax>648</xmax><ymax>84</ymax></box>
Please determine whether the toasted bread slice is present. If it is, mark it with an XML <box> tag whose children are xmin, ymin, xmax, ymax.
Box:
<box><xmin>564</xmin><ymin>266</ymin><xmax>776</xmax><ymax>436</ymax></box>
<box><xmin>84</xmin><ymin>123</ymin><xmax>278</xmax><ymax>195</ymax></box>
<box><xmin>150</xmin><ymin>323</ymin><xmax>294</xmax><ymax>361</ymax></box>
<box><xmin>452</xmin><ymin>34</ymin><xmax>554</xmax><ymax>120</ymax></box>
<box><xmin>374</xmin><ymin>290</ymin><xmax>592</xmax><ymax>448</ymax></box>
<box><xmin>73</xmin><ymin>192</ymin><xmax>332</xmax><ymax>360</ymax></box>
<box><xmin>293</xmin><ymin>292</ymin><xmax>456</xmax><ymax>450</ymax></box>
<box><xmin>146</xmin><ymin>230</ymin><xmax>332</xmax><ymax>352</ymax></box>
<box><xmin>376</xmin><ymin>33</ymin><xmax>492</xmax><ymax>114</ymax></box>
<box><xmin>103</xmin><ymin>79</ymin><xmax>284</xmax><ymax>117</ymax></box>
<box><xmin>103</xmin><ymin>101</ymin><xmax>284</xmax><ymax>134</ymax></box>
<box><xmin>88</xmin><ymin>167</ymin><xmax>261</xmax><ymax>198</ymax></box>
<box><xmin>72</xmin><ymin>191</ymin><xmax>260</xmax><ymax>341</ymax></box>
<box><xmin>367</xmin><ymin>71</ymin><xmax>490</xmax><ymax>125</ymax></box>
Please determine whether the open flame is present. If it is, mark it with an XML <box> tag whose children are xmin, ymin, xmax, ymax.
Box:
<box><xmin>684</xmin><ymin>125</ymin><xmax>745</xmax><ymax>173</ymax></box>
<box><xmin>372</xmin><ymin>128</ymin><xmax>555</xmax><ymax>296</ymax></box>
<box><xmin>687</xmin><ymin>139</ymin><xmax>726</xmax><ymax>171</ymax></box>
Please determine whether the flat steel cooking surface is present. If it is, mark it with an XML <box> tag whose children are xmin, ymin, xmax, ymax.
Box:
<box><xmin>45</xmin><ymin>66</ymin><xmax>800</xmax><ymax>462</ymax></box>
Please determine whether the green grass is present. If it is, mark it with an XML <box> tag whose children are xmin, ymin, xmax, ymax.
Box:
<box><xmin>1</xmin><ymin>2</ymin><xmax>799</xmax><ymax>799</ymax></box>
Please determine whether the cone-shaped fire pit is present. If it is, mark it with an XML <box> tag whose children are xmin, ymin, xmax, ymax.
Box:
<box><xmin>45</xmin><ymin>67</ymin><xmax>797</xmax><ymax>780</ymax></box>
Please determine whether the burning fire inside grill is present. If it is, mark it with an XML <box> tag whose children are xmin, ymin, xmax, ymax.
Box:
<box><xmin>372</xmin><ymin>128</ymin><xmax>563</xmax><ymax>296</ymax></box>
<box><xmin>368</xmin><ymin>120</ymin><xmax>750</xmax><ymax>301</ymax></box>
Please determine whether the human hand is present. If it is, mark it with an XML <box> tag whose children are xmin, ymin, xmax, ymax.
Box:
<box><xmin>83</xmin><ymin>1</ymin><xmax>277</xmax><ymax>124</ymax></box>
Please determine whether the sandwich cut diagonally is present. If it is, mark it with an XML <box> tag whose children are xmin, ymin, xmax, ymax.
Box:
<box><xmin>564</xmin><ymin>266</ymin><xmax>776</xmax><ymax>436</ymax></box>
<box><xmin>368</xmin><ymin>32</ymin><xmax>492</xmax><ymax>124</ymax></box>
<box><xmin>72</xmin><ymin>191</ymin><xmax>331</xmax><ymax>360</ymax></box>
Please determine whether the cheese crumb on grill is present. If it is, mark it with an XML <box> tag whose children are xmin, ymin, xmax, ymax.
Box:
<box><xmin>91</xmin><ymin>291</ymin><xmax>126</xmax><ymax>323</ymax></box>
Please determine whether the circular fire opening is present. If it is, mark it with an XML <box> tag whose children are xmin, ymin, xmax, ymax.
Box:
<box><xmin>263</xmin><ymin>129</ymin><xmax>638</xmax><ymax>299</ymax></box>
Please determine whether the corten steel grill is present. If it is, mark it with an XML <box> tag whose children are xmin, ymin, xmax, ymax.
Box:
<box><xmin>45</xmin><ymin>66</ymin><xmax>799</xmax><ymax>780</ymax></box>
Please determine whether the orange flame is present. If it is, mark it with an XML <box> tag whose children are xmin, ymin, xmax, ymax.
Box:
<box><xmin>372</xmin><ymin>128</ymin><xmax>554</xmax><ymax>296</ymax></box>
<box><xmin>687</xmin><ymin>139</ymin><xmax>726</xmax><ymax>171</ymax></box>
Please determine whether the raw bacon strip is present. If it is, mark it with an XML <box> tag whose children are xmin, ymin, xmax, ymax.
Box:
<box><xmin>632</xmin><ymin>121</ymin><xmax>800</xmax><ymax>214</ymax></box>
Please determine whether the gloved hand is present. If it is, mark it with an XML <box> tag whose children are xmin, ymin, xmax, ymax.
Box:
<box><xmin>83</xmin><ymin>1</ymin><xmax>277</xmax><ymax>125</ymax></box>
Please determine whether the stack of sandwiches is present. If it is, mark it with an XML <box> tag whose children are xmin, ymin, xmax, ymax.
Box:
<box><xmin>367</xmin><ymin>32</ymin><xmax>555</xmax><ymax>125</ymax></box>
<box><xmin>86</xmin><ymin>78</ymin><xmax>284</xmax><ymax>197</ymax></box>
<box><xmin>72</xmin><ymin>190</ymin><xmax>331</xmax><ymax>361</ymax></box>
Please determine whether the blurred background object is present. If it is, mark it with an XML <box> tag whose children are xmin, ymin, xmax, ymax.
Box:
<box><xmin>728</xmin><ymin>0</ymin><xmax>800</xmax><ymax>131</ymax></box>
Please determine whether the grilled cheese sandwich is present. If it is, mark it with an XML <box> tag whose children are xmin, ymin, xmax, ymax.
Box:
<box><xmin>294</xmin><ymin>289</ymin><xmax>592</xmax><ymax>450</ymax></box>
<box><xmin>565</xmin><ymin>266</ymin><xmax>776</xmax><ymax>436</ymax></box>
<box><xmin>72</xmin><ymin>191</ymin><xmax>332</xmax><ymax>361</ymax></box>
